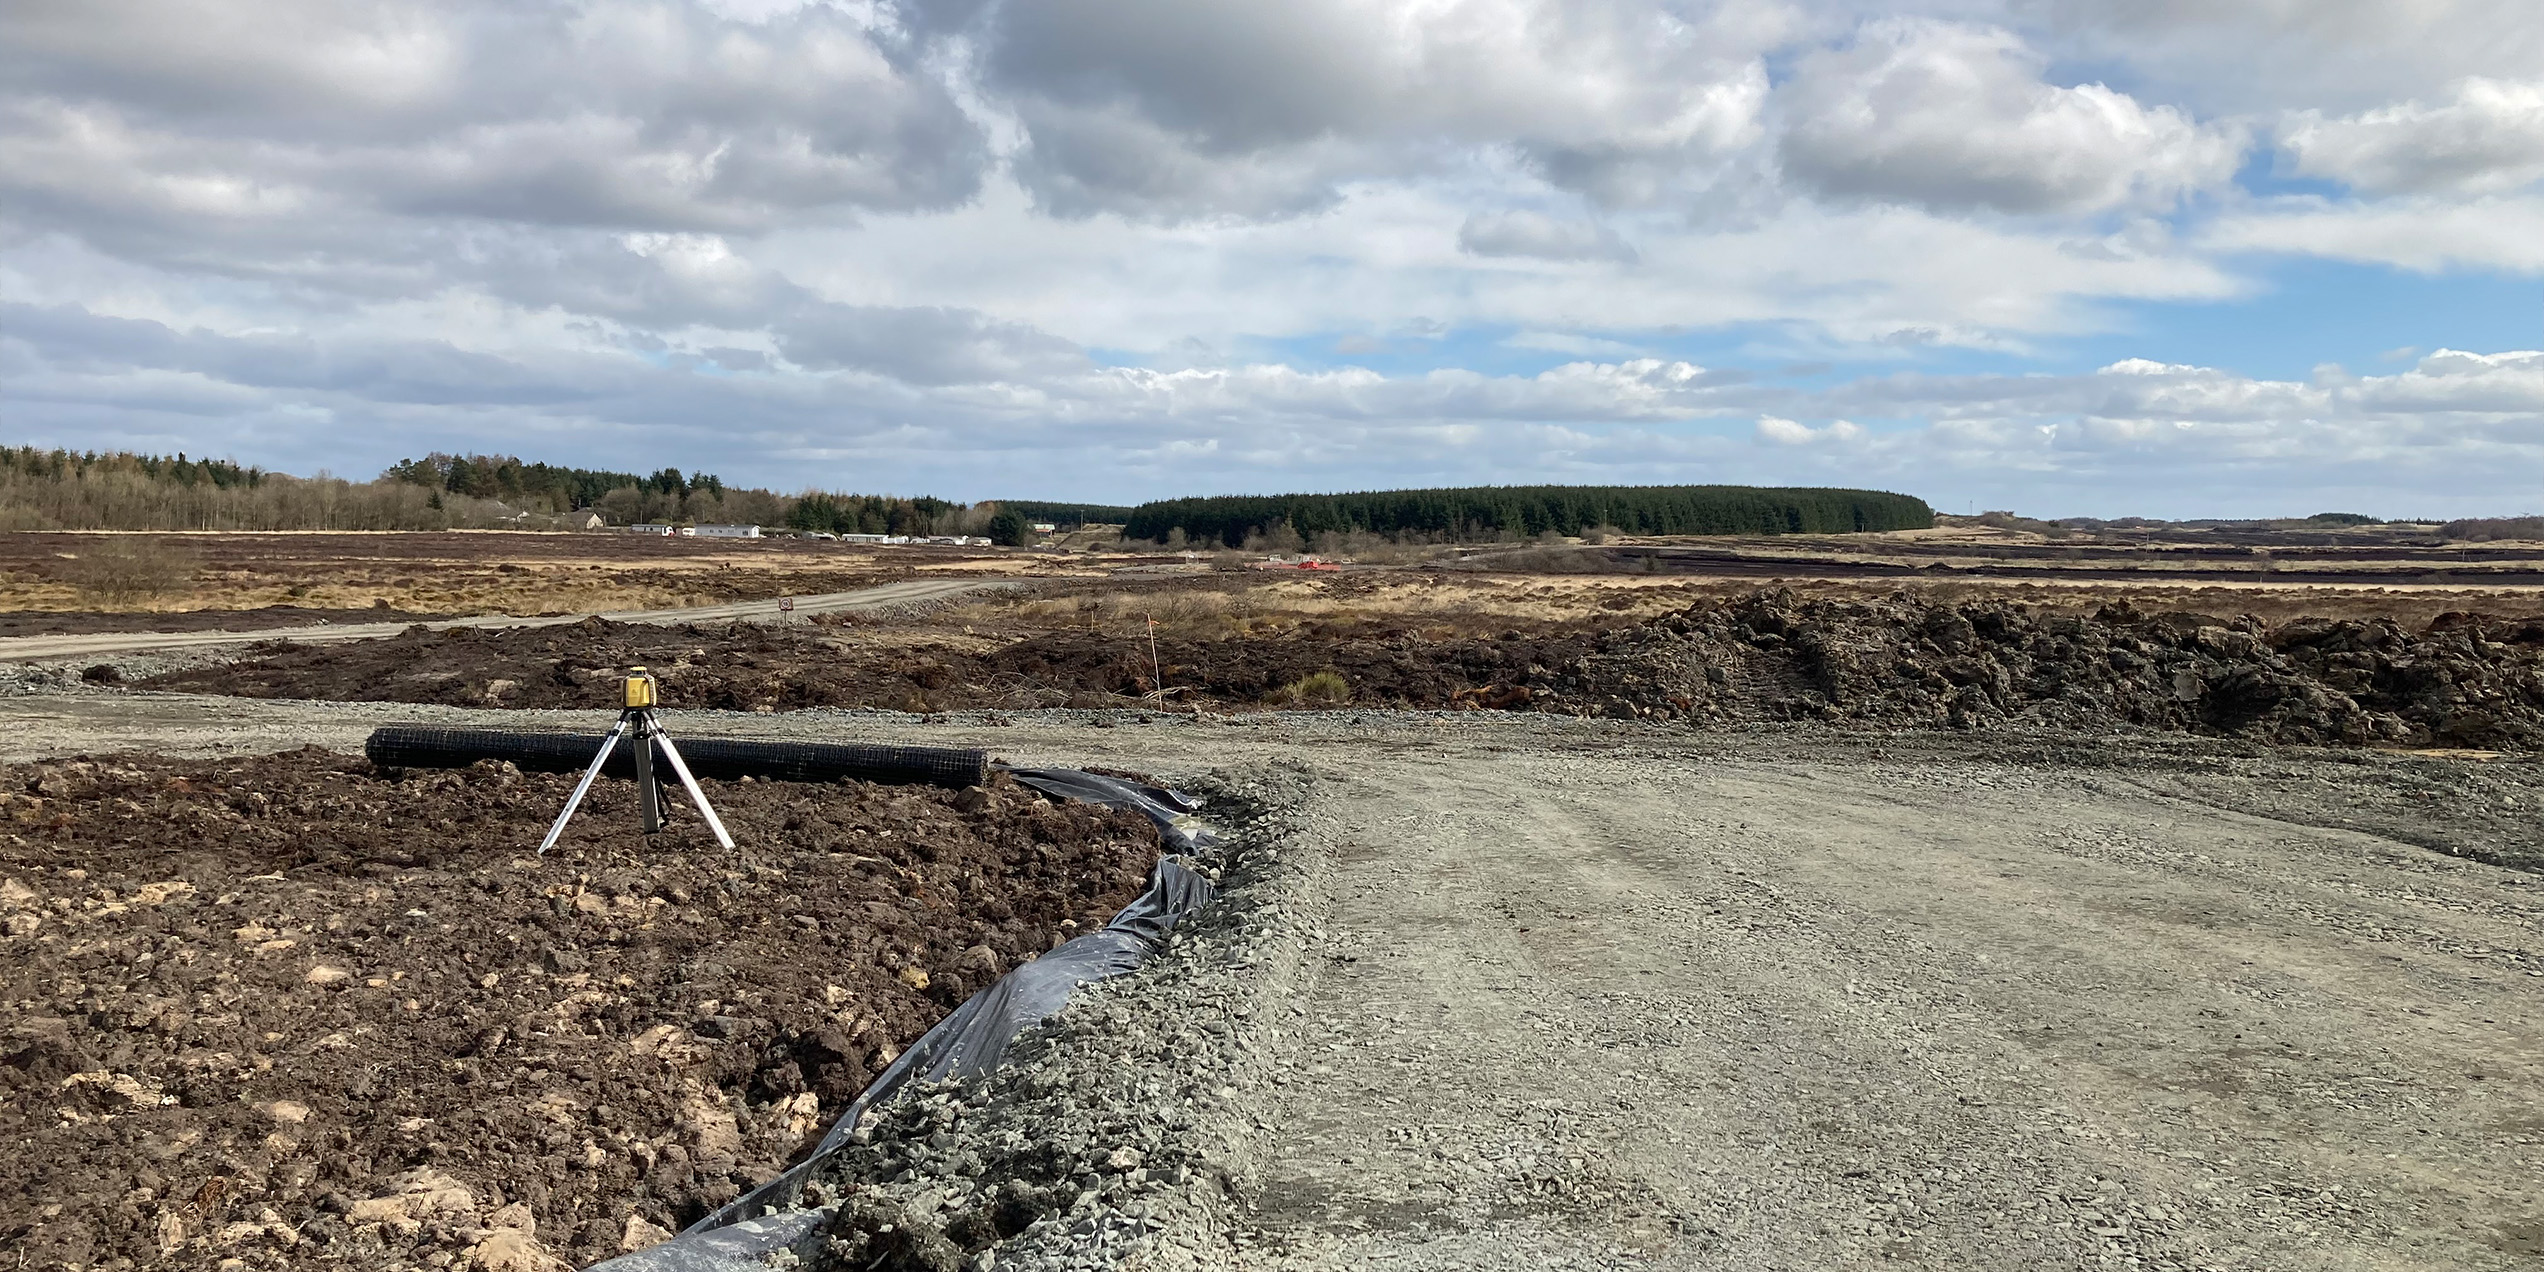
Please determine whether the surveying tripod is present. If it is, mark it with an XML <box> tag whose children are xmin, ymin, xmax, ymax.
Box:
<box><xmin>538</xmin><ymin>669</ymin><xmax>735</xmax><ymax>854</ymax></box>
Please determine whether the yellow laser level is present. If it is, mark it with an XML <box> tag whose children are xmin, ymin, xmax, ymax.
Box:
<box><xmin>538</xmin><ymin>666</ymin><xmax>732</xmax><ymax>854</ymax></box>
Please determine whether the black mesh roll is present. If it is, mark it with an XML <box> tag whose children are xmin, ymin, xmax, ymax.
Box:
<box><xmin>365</xmin><ymin>726</ymin><xmax>987</xmax><ymax>789</ymax></box>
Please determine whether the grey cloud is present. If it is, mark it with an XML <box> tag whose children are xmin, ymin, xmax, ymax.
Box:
<box><xmin>2009</xmin><ymin>0</ymin><xmax>2544</xmax><ymax>116</ymax></box>
<box><xmin>0</xmin><ymin>0</ymin><xmax>507</xmax><ymax>136</ymax></box>
<box><xmin>972</xmin><ymin>0</ymin><xmax>1770</xmax><ymax>219</ymax></box>
<box><xmin>1458</xmin><ymin>211</ymin><xmax>1639</xmax><ymax>263</ymax></box>
<box><xmin>1002</xmin><ymin>100</ymin><xmax>1365</xmax><ymax>221</ymax></box>
<box><xmin>774</xmin><ymin>304</ymin><xmax>1088</xmax><ymax>386</ymax></box>
<box><xmin>2</xmin><ymin>301</ymin><xmax>599</xmax><ymax>407</ymax></box>
<box><xmin>0</xmin><ymin>0</ymin><xmax>989</xmax><ymax>246</ymax></box>
<box><xmin>469</xmin><ymin>233</ymin><xmax>817</xmax><ymax>330</ymax></box>
<box><xmin>986</xmin><ymin>0</ymin><xmax>1397</xmax><ymax>153</ymax></box>
<box><xmin>700</xmin><ymin>347</ymin><xmax>768</xmax><ymax>372</ymax></box>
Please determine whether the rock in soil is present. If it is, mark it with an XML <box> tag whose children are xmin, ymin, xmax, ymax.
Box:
<box><xmin>0</xmin><ymin>750</ymin><xmax>1159</xmax><ymax>1269</ymax></box>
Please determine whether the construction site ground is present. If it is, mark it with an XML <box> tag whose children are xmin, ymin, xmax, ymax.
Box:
<box><xmin>2</xmin><ymin>692</ymin><xmax>2538</xmax><ymax>1271</ymax></box>
<box><xmin>0</xmin><ymin>729</ymin><xmax>1162</xmax><ymax>1269</ymax></box>
<box><xmin>83</xmin><ymin>569</ymin><xmax>2544</xmax><ymax>760</ymax></box>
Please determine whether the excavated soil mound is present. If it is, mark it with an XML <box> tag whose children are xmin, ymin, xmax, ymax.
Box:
<box><xmin>136</xmin><ymin>589</ymin><xmax>2544</xmax><ymax>749</ymax></box>
<box><xmin>1525</xmin><ymin>590</ymin><xmax>2544</xmax><ymax>749</ymax></box>
<box><xmin>0</xmin><ymin>751</ymin><xmax>1158</xmax><ymax>1269</ymax></box>
<box><xmin>136</xmin><ymin>616</ymin><xmax>1593</xmax><ymax>715</ymax></box>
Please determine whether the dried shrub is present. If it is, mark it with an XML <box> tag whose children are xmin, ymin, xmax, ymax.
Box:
<box><xmin>1265</xmin><ymin>669</ymin><xmax>1350</xmax><ymax>707</ymax></box>
<box><xmin>61</xmin><ymin>538</ymin><xmax>200</xmax><ymax>606</ymax></box>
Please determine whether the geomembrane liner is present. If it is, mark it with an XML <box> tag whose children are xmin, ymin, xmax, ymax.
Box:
<box><xmin>589</xmin><ymin>770</ymin><xmax>1220</xmax><ymax>1271</ymax></box>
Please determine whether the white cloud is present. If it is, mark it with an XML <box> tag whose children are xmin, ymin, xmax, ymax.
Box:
<box><xmin>1504</xmin><ymin>331</ymin><xmax>1645</xmax><ymax>357</ymax></box>
<box><xmin>2199</xmin><ymin>194</ymin><xmax>2544</xmax><ymax>273</ymax></box>
<box><xmin>2282</xmin><ymin>78</ymin><xmax>2544</xmax><ymax>194</ymax></box>
<box><xmin>1756</xmin><ymin>415</ymin><xmax>1865</xmax><ymax>444</ymax></box>
<box><xmin>1778</xmin><ymin>20</ymin><xmax>2244</xmax><ymax>215</ymax></box>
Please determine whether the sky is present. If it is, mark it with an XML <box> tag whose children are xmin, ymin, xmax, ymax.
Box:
<box><xmin>2</xmin><ymin>0</ymin><xmax>2539</xmax><ymax>519</ymax></box>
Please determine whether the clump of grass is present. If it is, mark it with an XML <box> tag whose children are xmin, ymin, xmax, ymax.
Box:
<box><xmin>1265</xmin><ymin>669</ymin><xmax>1350</xmax><ymax>707</ymax></box>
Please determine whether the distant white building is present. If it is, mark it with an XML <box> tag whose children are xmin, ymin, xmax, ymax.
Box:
<box><xmin>1030</xmin><ymin>522</ymin><xmax>1057</xmax><ymax>534</ymax></box>
<box><xmin>627</xmin><ymin>523</ymin><xmax>677</xmax><ymax>536</ymax></box>
<box><xmin>839</xmin><ymin>533</ymin><xmax>890</xmax><ymax>544</ymax></box>
<box><xmin>568</xmin><ymin>510</ymin><xmax>606</xmax><ymax>530</ymax></box>
<box><xmin>693</xmin><ymin>524</ymin><xmax>762</xmax><ymax>538</ymax></box>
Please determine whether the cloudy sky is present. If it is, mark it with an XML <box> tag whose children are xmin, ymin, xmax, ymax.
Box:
<box><xmin>3</xmin><ymin>0</ymin><xmax>2539</xmax><ymax>517</ymax></box>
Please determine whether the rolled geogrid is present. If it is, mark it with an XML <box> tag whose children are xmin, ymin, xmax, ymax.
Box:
<box><xmin>364</xmin><ymin>726</ymin><xmax>987</xmax><ymax>789</ymax></box>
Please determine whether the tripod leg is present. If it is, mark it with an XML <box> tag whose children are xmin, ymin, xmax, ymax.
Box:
<box><xmin>653</xmin><ymin>732</ymin><xmax>736</xmax><ymax>850</ymax></box>
<box><xmin>538</xmin><ymin>718</ymin><xmax>627</xmax><ymax>856</ymax></box>
<box><xmin>632</xmin><ymin>714</ymin><xmax>664</xmax><ymax>834</ymax></box>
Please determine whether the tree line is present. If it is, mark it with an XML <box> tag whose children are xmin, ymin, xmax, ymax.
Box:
<box><xmin>383</xmin><ymin>453</ymin><xmax>724</xmax><ymax>512</ymax></box>
<box><xmin>1123</xmin><ymin>484</ymin><xmax>1935</xmax><ymax>546</ymax></box>
<box><xmin>785</xmin><ymin>493</ymin><xmax>967</xmax><ymax>536</ymax></box>
<box><xmin>0</xmin><ymin>446</ymin><xmax>984</xmax><ymax>534</ymax></box>
<box><xmin>989</xmin><ymin>500</ymin><xmax>1136</xmax><ymax>529</ymax></box>
<box><xmin>0</xmin><ymin>446</ymin><xmax>456</xmax><ymax>532</ymax></box>
<box><xmin>384</xmin><ymin>452</ymin><xmax>797</xmax><ymax>528</ymax></box>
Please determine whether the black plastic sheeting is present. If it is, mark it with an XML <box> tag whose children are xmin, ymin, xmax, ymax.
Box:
<box><xmin>367</xmin><ymin>726</ymin><xmax>988</xmax><ymax>789</ymax></box>
<box><xmin>1005</xmin><ymin>767</ymin><xmax>1219</xmax><ymax>853</ymax></box>
<box><xmin>587</xmin><ymin>772</ymin><xmax>1219</xmax><ymax>1272</ymax></box>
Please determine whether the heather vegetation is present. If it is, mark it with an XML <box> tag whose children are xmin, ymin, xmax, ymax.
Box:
<box><xmin>1124</xmin><ymin>484</ymin><xmax>1934</xmax><ymax>547</ymax></box>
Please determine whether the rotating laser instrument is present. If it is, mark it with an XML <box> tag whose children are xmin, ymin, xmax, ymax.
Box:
<box><xmin>538</xmin><ymin>668</ymin><xmax>735</xmax><ymax>854</ymax></box>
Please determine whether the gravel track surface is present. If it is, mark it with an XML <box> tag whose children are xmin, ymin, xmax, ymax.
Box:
<box><xmin>3</xmin><ymin>690</ymin><xmax>2538</xmax><ymax>1270</ymax></box>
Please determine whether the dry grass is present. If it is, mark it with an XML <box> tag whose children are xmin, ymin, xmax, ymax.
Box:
<box><xmin>938</xmin><ymin>573</ymin><xmax>1730</xmax><ymax>645</ymax></box>
<box><xmin>1264</xmin><ymin>669</ymin><xmax>1351</xmax><ymax>706</ymax></box>
<box><xmin>0</xmin><ymin>535</ymin><xmax>922</xmax><ymax>615</ymax></box>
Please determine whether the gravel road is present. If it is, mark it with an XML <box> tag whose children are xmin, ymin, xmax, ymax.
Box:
<box><xmin>0</xmin><ymin>576</ymin><xmax>1002</xmax><ymax>662</ymax></box>
<box><xmin>6</xmin><ymin>690</ymin><xmax>2538</xmax><ymax>1270</ymax></box>
<box><xmin>1225</xmin><ymin>740</ymin><xmax>2541</xmax><ymax>1272</ymax></box>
